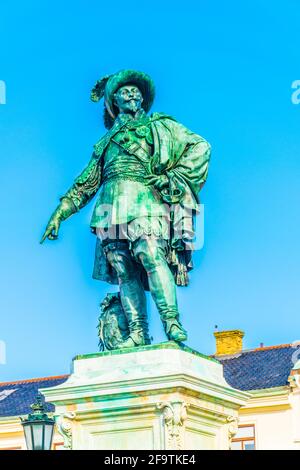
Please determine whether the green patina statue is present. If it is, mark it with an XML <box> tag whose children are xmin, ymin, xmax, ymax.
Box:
<box><xmin>41</xmin><ymin>69</ymin><xmax>211</xmax><ymax>349</ymax></box>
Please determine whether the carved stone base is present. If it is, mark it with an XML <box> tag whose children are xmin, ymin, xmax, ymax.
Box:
<box><xmin>40</xmin><ymin>342</ymin><xmax>250</xmax><ymax>450</ymax></box>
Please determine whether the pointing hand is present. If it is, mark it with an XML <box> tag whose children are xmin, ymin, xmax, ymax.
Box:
<box><xmin>40</xmin><ymin>215</ymin><xmax>61</xmax><ymax>244</ymax></box>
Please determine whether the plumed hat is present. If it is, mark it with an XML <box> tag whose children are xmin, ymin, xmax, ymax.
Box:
<box><xmin>90</xmin><ymin>69</ymin><xmax>155</xmax><ymax>125</ymax></box>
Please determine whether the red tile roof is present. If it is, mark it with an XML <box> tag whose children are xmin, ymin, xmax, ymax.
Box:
<box><xmin>0</xmin><ymin>374</ymin><xmax>69</xmax><ymax>387</ymax></box>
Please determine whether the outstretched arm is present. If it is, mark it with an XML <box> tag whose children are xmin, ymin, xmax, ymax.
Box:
<box><xmin>40</xmin><ymin>152</ymin><xmax>102</xmax><ymax>243</ymax></box>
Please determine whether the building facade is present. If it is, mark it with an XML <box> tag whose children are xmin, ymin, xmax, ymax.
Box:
<box><xmin>214</xmin><ymin>330</ymin><xmax>300</xmax><ymax>450</ymax></box>
<box><xmin>1</xmin><ymin>331</ymin><xmax>300</xmax><ymax>450</ymax></box>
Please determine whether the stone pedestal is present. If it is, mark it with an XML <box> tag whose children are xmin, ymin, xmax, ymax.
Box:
<box><xmin>40</xmin><ymin>342</ymin><xmax>250</xmax><ymax>450</ymax></box>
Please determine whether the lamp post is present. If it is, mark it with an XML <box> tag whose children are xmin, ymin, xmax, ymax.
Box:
<box><xmin>21</xmin><ymin>394</ymin><xmax>55</xmax><ymax>450</ymax></box>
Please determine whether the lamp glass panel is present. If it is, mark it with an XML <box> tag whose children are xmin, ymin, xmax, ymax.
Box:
<box><xmin>32</xmin><ymin>423</ymin><xmax>44</xmax><ymax>450</ymax></box>
<box><xmin>23</xmin><ymin>424</ymin><xmax>33</xmax><ymax>450</ymax></box>
<box><xmin>43</xmin><ymin>423</ymin><xmax>54</xmax><ymax>450</ymax></box>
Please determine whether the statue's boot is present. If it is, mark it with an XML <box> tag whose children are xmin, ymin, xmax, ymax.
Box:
<box><xmin>132</xmin><ymin>237</ymin><xmax>188</xmax><ymax>344</ymax></box>
<box><xmin>118</xmin><ymin>276</ymin><xmax>151</xmax><ymax>348</ymax></box>
<box><xmin>105</xmin><ymin>245</ymin><xmax>150</xmax><ymax>348</ymax></box>
<box><xmin>168</xmin><ymin>323</ymin><xmax>188</xmax><ymax>342</ymax></box>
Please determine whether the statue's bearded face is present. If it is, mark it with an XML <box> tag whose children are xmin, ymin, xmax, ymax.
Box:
<box><xmin>113</xmin><ymin>84</ymin><xmax>143</xmax><ymax>115</ymax></box>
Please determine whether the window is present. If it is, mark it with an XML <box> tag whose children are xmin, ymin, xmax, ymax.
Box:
<box><xmin>231</xmin><ymin>424</ymin><xmax>255</xmax><ymax>450</ymax></box>
<box><xmin>53</xmin><ymin>441</ymin><xmax>65</xmax><ymax>450</ymax></box>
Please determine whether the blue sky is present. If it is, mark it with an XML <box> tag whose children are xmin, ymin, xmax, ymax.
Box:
<box><xmin>0</xmin><ymin>0</ymin><xmax>299</xmax><ymax>381</ymax></box>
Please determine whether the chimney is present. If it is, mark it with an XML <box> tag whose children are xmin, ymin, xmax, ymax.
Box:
<box><xmin>214</xmin><ymin>329</ymin><xmax>245</xmax><ymax>355</ymax></box>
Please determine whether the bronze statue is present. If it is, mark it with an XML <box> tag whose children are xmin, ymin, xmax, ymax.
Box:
<box><xmin>41</xmin><ymin>70</ymin><xmax>211</xmax><ymax>349</ymax></box>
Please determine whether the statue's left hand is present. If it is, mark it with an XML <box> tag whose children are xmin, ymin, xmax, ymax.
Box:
<box><xmin>144</xmin><ymin>174</ymin><xmax>169</xmax><ymax>191</ymax></box>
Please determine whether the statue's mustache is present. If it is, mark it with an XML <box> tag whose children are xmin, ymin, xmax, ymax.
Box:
<box><xmin>124</xmin><ymin>97</ymin><xmax>139</xmax><ymax>102</ymax></box>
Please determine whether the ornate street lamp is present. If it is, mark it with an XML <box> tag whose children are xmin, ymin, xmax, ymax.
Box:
<box><xmin>21</xmin><ymin>394</ymin><xmax>55</xmax><ymax>450</ymax></box>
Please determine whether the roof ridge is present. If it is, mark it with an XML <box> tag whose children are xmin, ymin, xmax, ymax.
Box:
<box><xmin>214</xmin><ymin>343</ymin><xmax>294</xmax><ymax>359</ymax></box>
<box><xmin>245</xmin><ymin>343</ymin><xmax>293</xmax><ymax>353</ymax></box>
<box><xmin>0</xmin><ymin>374</ymin><xmax>69</xmax><ymax>387</ymax></box>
